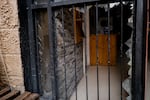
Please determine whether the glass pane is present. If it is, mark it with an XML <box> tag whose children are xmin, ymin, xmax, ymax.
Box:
<box><xmin>120</xmin><ymin>2</ymin><xmax>133</xmax><ymax>100</ymax></box>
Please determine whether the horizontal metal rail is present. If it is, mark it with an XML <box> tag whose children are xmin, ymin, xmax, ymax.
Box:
<box><xmin>31</xmin><ymin>4</ymin><xmax>48</xmax><ymax>9</ymax></box>
<box><xmin>31</xmin><ymin>0</ymin><xmax>133</xmax><ymax>9</ymax></box>
<box><xmin>51</xmin><ymin>0</ymin><xmax>100</xmax><ymax>7</ymax></box>
<box><xmin>31</xmin><ymin>0</ymin><xmax>99</xmax><ymax>9</ymax></box>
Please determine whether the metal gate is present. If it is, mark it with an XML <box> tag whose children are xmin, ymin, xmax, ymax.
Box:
<box><xmin>19</xmin><ymin>0</ymin><xmax>146</xmax><ymax>100</ymax></box>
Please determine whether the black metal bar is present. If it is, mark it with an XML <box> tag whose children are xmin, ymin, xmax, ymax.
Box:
<box><xmin>34</xmin><ymin>11</ymin><xmax>42</xmax><ymax>94</ymax></box>
<box><xmin>120</xmin><ymin>0</ymin><xmax>123</xmax><ymax>100</ymax></box>
<box><xmin>51</xmin><ymin>0</ymin><xmax>133</xmax><ymax>8</ymax></box>
<box><xmin>26</xmin><ymin>0</ymin><xmax>39</xmax><ymax>93</ymax></box>
<box><xmin>31</xmin><ymin>4</ymin><xmax>48</xmax><ymax>9</ymax></box>
<box><xmin>132</xmin><ymin>0</ymin><xmax>136</xmax><ymax>100</ymax></box>
<box><xmin>61</xmin><ymin>7</ymin><xmax>68</xmax><ymax>100</ymax></box>
<box><xmin>84</xmin><ymin>4</ymin><xmax>89</xmax><ymax>100</ymax></box>
<box><xmin>95</xmin><ymin>2</ymin><xmax>100</xmax><ymax>100</ymax></box>
<box><xmin>132</xmin><ymin>0</ymin><xmax>147</xmax><ymax>99</ymax></box>
<box><xmin>72</xmin><ymin>6</ymin><xmax>78</xmax><ymax>100</ymax></box>
<box><xmin>18</xmin><ymin>0</ymin><xmax>33</xmax><ymax>92</ymax></box>
<box><xmin>47</xmin><ymin>1</ymin><xmax>57</xmax><ymax>99</ymax></box>
<box><xmin>51</xmin><ymin>0</ymin><xmax>100</xmax><ymax>7</ymax></box>
<box><xmin>30</xmin><ymin>0</ymin><xmax>134</xmax><ymax>10</ymax></box>
<box><xmin>145</xmin><ymin>0</ymin><xmax>149</xmax><ymax>98</ymax></box>
<box><xmin>107</xmin><ymin>3</ymin><xmax>111</xmax><ymax>100</ymax></box>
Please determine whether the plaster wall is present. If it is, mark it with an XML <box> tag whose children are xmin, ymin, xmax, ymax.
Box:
<box><xmin>0</xmin><ymin>0</ymin><xmax>24</xmax><ymax>92</ymax></box>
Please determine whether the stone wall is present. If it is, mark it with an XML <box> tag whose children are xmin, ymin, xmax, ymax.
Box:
<box><xmin>36</xmin><ymin>10</ymin><xmax>53</xmax><ymax>99</ymax></box>
<box><xmin>55</xmin><ymin>9</ymin><xmax>83</xmax><ymax>100</ymax></box>
<box><xmin>40</xmin><ymin>8</ymin><xmax>83</xmax><ymax>100</ymax></box>
<box><xmin>0</xmin><ymin>0</ymin><xmax>24</xmax><ymax>91</ymax></box>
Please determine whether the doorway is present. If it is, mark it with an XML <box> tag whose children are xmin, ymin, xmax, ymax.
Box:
<box><xmin>34</xmin><ymin>2</ymin><xmax>134</xmax><ymax>100</ymax></box>
<box><xmin>70</xmin><ymin>3</ymin><xmax>134</xmax><ymax>100</ymax></box>
<box><xmin>21</xmin><ymin>0</ymin><xmax>146</xmax><ymax>100</ymax></box>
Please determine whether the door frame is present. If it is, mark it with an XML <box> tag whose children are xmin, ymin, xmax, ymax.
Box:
<box><xmin>18</xmin><ymin>0</ymin><xmax>147</xmax><ymax>99</ymax></box>
<box><xmin>132</xmin><ymin>0</ymin><xmax>147</xmax><ymax>100</ymax></box>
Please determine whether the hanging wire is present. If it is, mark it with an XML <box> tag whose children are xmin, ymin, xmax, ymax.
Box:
<box><xmin>95</xmin><ymin>2</ymin><xmax>100</xmax><ymax>100</ymax></box>
<box><xmin>61</xmin><ymin>7</ymin><xmax>68</xmax><ymax>100</ymax></box>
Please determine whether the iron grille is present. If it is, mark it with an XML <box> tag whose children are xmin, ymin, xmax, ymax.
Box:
<box><xmin>21</xmin><ymin>0</ymin><xmax>146</xmax><ymax>100</ymax></box>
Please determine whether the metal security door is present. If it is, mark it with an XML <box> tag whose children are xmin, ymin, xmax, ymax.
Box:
<box><xmin>21</xmin><ymin>0</ymin><xmax>146</xmax><ymax>100</ymax></box>
<box><xmin>50</xmin><ymin>2</ymin><xmax>134</xmax><ymax>100</ymax></box>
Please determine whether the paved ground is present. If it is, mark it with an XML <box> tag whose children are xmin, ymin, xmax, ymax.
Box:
<box><xmin>145</xmin><ymin>62</ymin><xmax>150</xmax><ymax>100</ymax></box>
<box><xmin>70</xmin><ymin>66</ymin><xmax>121</xmax><ymax>100</ymax></box>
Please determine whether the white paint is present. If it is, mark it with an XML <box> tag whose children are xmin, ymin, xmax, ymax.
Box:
<box><xmin>83</xmin><ymin>6</ymin><xmax>90</xmax><ymax>74</ymax></box>
<box><xmin>83</xmin><ymin>38</ymin><xmax>86</xmax><ymax>74</ymax></box>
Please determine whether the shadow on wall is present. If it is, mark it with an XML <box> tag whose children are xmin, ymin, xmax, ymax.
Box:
<box><xmin>0</xmin><ymin>48</ymin><xmax>9</xmax><ymax>87</ymax></box>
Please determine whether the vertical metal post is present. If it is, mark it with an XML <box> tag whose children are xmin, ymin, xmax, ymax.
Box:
<box><xmin>34</xmin><ymin>11</ymin><xmax>42</xmax><ymax>94</ymax></box>
<box><xmin>84</xmin><ymin>4</ymin><xmax>89</xmax><ymax>100</ymax></box>
<box><xmin>95</xmin><ymin>2</ymin><xmax>100</xmax><ymax>100</ymax></box>
<box><xmin>120</xmin><ymin>1</ymin><xmax>123</xmax><ymax>100</ymax></box>
<box><xmin>145</xmin><ymin>0</ymin><xmax>149</xmax><ymax>98</ymax></box>
<box><xmin>26</xmin><ymin>0</ymin><xmax>39</xmax><ymax>92</ymax></box>
<box><xmin>18</xmin><ymin>0</ymin><xmax>32</xmax><ymax>92</ymax></box>
<box><xmin>47</xmin><ymin>0</ymin><xmax>57</xmax><ymax>99</ymax></box>
<box><xmin>132</xmin><ymin>0</ymin><xmax>147</xmax><ymax>99</ymax></box>
<box><xmin>61</xmin><ymin>7</ymin><xmax>68</xmax><ymax>100</ymax></box>
<box><xmin>107</xmin><ymin>2</ymin><xmax>111</xmax><ymax>100</ymax></box>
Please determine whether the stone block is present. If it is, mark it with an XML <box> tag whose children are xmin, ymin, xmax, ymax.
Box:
<box><xmin>0</xmin><ymin>54</ymin><xmax>24</xmax><ymax>91</ymax></box>
<box><xmin>2</xmin><ymin>54</ymin><xmax>23</xmax><ymax>76</ymax></box>
<box><xmin>0</xmin><ymin>29</ymin><xmax>21</xmax><ymax>54</ymax></box>
<box><xmin>1</xmin><ymin>54</ymin><xmax>24</xmax><ymax>89</ymax></box>
<box><xmin>0</xmin><ymin>58</ymin><xmax>9</xmax><ymax>84</ymax></box>
<box><xmin>0</xmin><ymin>0</ymin><xmax>19</xmax><ymax>29</ymax></box>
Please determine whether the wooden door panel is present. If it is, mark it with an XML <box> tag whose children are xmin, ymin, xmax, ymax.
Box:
<box><xmin>90</xmin><ymin>34</ymin><xmax>117</xmax><ymax>66</ymax></box>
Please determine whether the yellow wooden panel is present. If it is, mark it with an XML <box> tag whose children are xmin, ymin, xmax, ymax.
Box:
<box><xmin>90</xmin><ymin>35</ymin><xmax>97</xmax><ymax>65</ymax></box>
<box><xmin>90</xmin><ymin>34</ymin><xmax>117</xmax><ymax>66</ymax></box>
